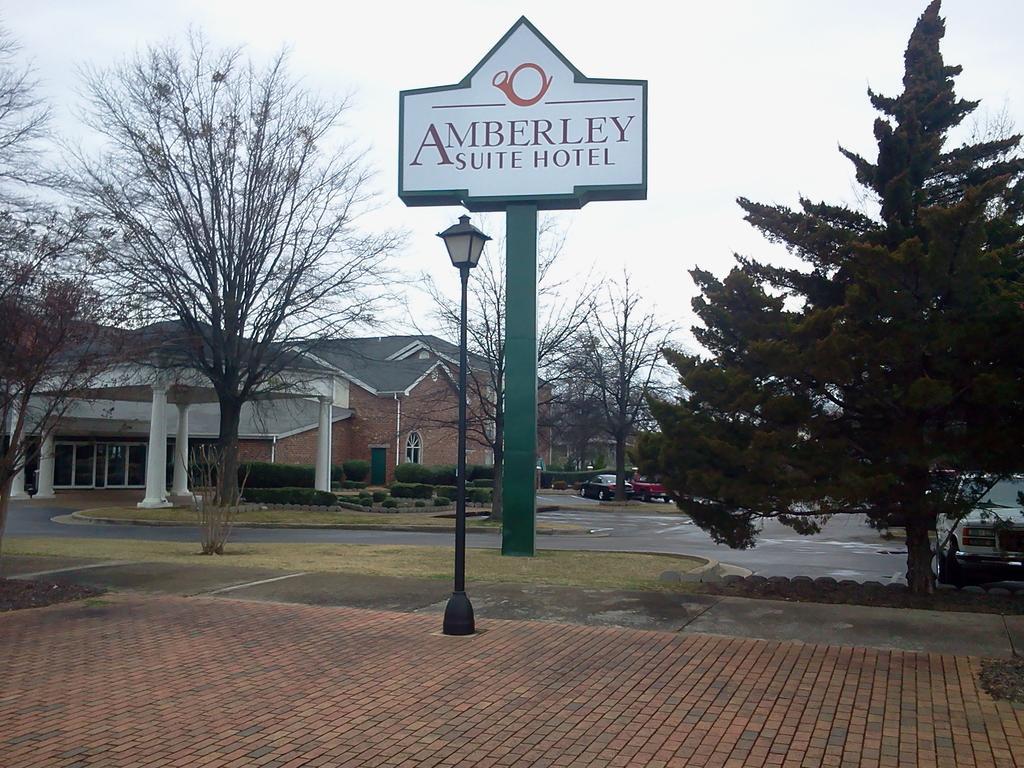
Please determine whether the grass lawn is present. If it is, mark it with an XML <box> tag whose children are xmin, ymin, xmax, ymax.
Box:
<box><xmin>4</xmin><ymin>537</ymin><xmax>705</xmax><ymax>591</ymax></box>
<box><xmin>77</xmin><ymin>506</ymin><xmax>584</xmax><ymax>533</ymax></box>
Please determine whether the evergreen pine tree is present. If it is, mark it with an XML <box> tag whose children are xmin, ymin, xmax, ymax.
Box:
<box><xmin>641</xmin><ymin>0</ymin><xmax>1024</xmax><ymax>595</ymax></box>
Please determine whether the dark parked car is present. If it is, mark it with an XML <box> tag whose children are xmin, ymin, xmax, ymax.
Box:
<box><xmin>578</xmin><ymin>474</ymin><xmax>633</xmax><ymax>500</ymax></box>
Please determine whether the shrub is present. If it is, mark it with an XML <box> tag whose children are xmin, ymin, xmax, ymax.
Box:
<box><xmin>394</xmin><ymin>463</ymin><xmax>433</xmax><ymax>483</ymax></box>
<box><xmin>342</xmin><ymin>460</ymin><xmax>370</xmax><ymax>482</ymax></box>
<box><xmin>390</xmin><ymin>482</ymin><xmax>433</xmax><ymax>499</ymax></box>
<box><xmin>435</xmin><ymin>485</ymin><xmax>458</xmax><ymax>500</ymax></box>
<box><xmin>539</xmin><ymin>469</ymin><xmax>612</xmax><ymax>488</ymax></box>
<box><xmin>359</xmin><ymin>497</ymin><xmax>373</xmax><ymax>507</ymax></box>
<box><xmin>552</xmin><ymin>480</ymin><xmax>567</xmax><ymax>490</ymax></box>
<box><xmin>239</xmin><ymin>462</ymin><xmax>313</xmax><ymax>488</ymax></box>
<box><xmin>414</xmin><ymin>500</ymin><xmax>427</xmax><ymax>508</ymax></box>
<box><xmin>433</xmin><ymin>497</ymin><xmax>449</xmax><ymax>506</ymax></box>
<box><xmin>469</xmin><ymin>488</ymin><xmax>492</xmax><ymax>504</ymax></box>
<box><xmin>472</xmin><ymin>478</ymin><xmax>494</xmax><ymax>488</ymax></box>
<box><xmin>468</xmin><ymin>464</ymin><xmax>495</xmax><ymax>481</ymax></box>
<box><xmin>242</xmin><ymin>487</ymin><xmax>338</xmax><ymax>506</ymax></box>
<box><xmin>341</xmin><ymin>480</ymin><xmax>368</xmax><ymax>489</ymax></box>
<box><xmin>336</xmin><ymin>493</ymin><xmax>362</xmax><ymax>504</ymax></box>
<box><xmin>428</xmin><ymin>465</ymin><xmax>457</xmax><ymax>485</ymax></box>
<box><xmin>382</xmin><ymin>499</ymin><xmax>399</xmax><ymax>509</ymax></box>
<box><xmin>372</xmin><ymin>490</ymin><xmax>388</xmax><ymax>502</ymax></box>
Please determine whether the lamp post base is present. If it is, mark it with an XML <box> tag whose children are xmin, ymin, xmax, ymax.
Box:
<box><xmin>442</xmin><ymin>591</ymin><xmax>476</xmax><ymax>636</ymax></box>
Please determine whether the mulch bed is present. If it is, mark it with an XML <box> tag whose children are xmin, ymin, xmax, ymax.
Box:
<box><xmin>704</xmin><ymin>575</ymin><xmax>1024</xmax><ymax>615</ymax></box>
<box><xmin>980</xmin><ymin>657</ymin><xmax>1024</xmax><ymax>703</ymax></box>
<box><xmin>0</xmin><ymin>578</ymin><xmax>104</xmax><ymax>612</ymax></box>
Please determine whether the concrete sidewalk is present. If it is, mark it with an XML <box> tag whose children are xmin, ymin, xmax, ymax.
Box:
<box><xmin>4</xmin><ymin>554</ymin><xmax>1022</xmax><ymax>658</ymax></box>
<box><xmin>2</xmin><ymin>594</ymin><xmax>1023</xmax><ymax>768</ymax></box>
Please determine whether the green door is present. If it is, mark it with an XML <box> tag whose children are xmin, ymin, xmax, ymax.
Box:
<box><xmin>370</xmin><ymin>447</ymin><xmax>387</xmax><ymax>485</ymax></box>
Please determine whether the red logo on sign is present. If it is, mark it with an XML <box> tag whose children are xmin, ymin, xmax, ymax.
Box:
<box><xmin>492</xmin><ymin>63</ymin><xmax>553</xmax><ymax>107</ymax></box>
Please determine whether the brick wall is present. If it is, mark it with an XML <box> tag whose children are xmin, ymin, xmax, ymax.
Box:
<box><xmin>274</xmin><ymin>421</ymin><xmax>348</xmax><ymax>467</ymax></box>
<box><xmin>269</xmin><ymin>371</ymin><xmax>490</xmax><ymax>484</ymax></box>
<box><xmin>239</xmin><ymin>439</ymin><xmax>273</xmax><ymax>463</ymax></box>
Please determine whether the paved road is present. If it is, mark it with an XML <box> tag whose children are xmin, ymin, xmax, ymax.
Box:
<box><xmin>7</xmin><ymin>494</ymin><xmax>913</xmax><ymax>583</ymax></box>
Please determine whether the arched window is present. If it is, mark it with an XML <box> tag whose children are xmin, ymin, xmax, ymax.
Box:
<box><xmin>405</xmin><ymin>431</ymin><xmax>422</xmax><ymax>464</ymax></box>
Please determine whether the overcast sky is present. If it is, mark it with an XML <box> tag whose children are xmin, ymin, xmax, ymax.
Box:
<box><xmin>5</xmin><ymin>1</ymin><xmax>1022</xmax><ymax>346</ymax></box>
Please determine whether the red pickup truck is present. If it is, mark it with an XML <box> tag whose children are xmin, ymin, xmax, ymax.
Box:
<box><xmin>631</xmin><ymin>475</ymin><xmax>668</xmax><ymax>503</ymax></box>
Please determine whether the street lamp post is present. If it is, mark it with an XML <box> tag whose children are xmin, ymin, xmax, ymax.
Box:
<box><xmin>437</xmin><ymin>214</ymin><xmax>491</xmax><ymax>636</ymax></box>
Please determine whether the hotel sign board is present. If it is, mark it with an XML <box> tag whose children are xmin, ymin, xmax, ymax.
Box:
<box><xmin>398</xmin><ymin>17</ymin><xmax>647</xmax><ymax>211</ymax></box>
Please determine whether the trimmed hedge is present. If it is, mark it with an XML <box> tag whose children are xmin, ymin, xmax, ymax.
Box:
<box><xmin>472</xmin><ymin>478</ymin><xmax>494</xmax><ymax>488</ymax></box>
<box><xmin>394</xmin><ymin>464</ymin><xmax>433</xmax><ymax>484</ymax></box>
<box><xmin>414</xmin><ymin>500</ymin><xmax>427</xmax><ymax>508</ymax></box>
<box><xmin>469</xmin><ymin>488</ymin><xmax>492</xmax><ymax>504</ymax></box>
<box><xmin>435</xmin><ymin>485</ymin><xmax>458</xmax><ymax>500</ymax></box>
<box><xmin>239</xmin><ymin>462</ymin><xmax>312</xmax><ymax>488</ymax></box>
<box><xmin>342</xmin><ymin>459</ymin><xmax>370</xmax><ymax>482</ymax></box>
<box><xmin>341</xmin><ymin>480</ymin><xmax>368</xmax><ymax>489</ymax></box>
<box><xmin>390</xmin><ymin>483</ymin><xmax>434</xmax><ymax>499</ymax></box>
<box><xmin>371</xmin><ymin>490</ymin><xmax>388</xmax><ymax>502</ymax></box>
<box><xmin>243</xmin><ymin>487</ymin><xmax>338</xmax><ymax>506</ymax></box>
<box><xmin>427</xmin><ymin>465</ymin><xmax>457</xmax><ymax>485</ymax></box>
<box><xmin>359</xmin><ymin>497</ymin><xmax>373</xmax><ymax>507</ymax></box>
<box><xmin>539</xmin><ymin>469</ymin><xmax>612</xmax><ymax>488</ymax></box>
<box><xmin>433</xmin><ymin>497</ymin><xmax>449</xmax><ymax>506</ymax></box>
<box><xmin>469</xmin><ymin>464</ymin><xmax>494</xmax><ymax>480</ymax></box>
<box><xmin>238</xmin><ymin>462</ymin><xmax>345</xmax><ymax>489</ymax></box>
<box><xmin>382</xmin><ymin>499</ymin><xmax>399</xmax><ymax>509</ymax></box>
<box><xmin>394</xmin><ymin>463</ymin><xmax>496</xmax><ymax>484</ymax></box>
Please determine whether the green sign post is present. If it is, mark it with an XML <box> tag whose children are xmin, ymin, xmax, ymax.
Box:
<box><xmin>502</xmin><ymin>202</ymin><xmax>538</xmax><ymax>554</ymax></box>
<box><xmin>398</xmin><ymin>17</ymin><xmax>647</xmax><ymax>556</ymax></box>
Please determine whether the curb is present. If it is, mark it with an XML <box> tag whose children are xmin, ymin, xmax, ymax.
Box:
<box><xmin>66</xmin><ymin>511</ymin><xmax>586</xmax><ymax>536</ymax></box>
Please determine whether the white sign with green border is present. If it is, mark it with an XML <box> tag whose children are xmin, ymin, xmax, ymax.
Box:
<box><xmin>399</xmin><ymin>17</ymin><xmax>647</xmax><ymax>211</ymax></box>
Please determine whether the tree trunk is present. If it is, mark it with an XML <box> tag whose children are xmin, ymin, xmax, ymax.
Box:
<box><xmin>0</xmin><ymin>476</ymin><xmax>11</xmax><ymax>566</ymax></box>
<box><xmin>490</xmin><ymin>408</ymin><xmax>504</xmax><ymax>522</ymax></box>
<box><xmin>490</xmin><ymin>450</ymin><xmax>503</xmax><ymax>522</ymax></box>
<box><xmin>904</xmin><ymin>514</ymin><xmax>935</xmax><ymax>596</ymax></box>
<box><xmin>614</xmin><ymin>435</ymin><xmax>627</xmax><ymax>502</ymax></box>
<box><xmin>217</xmin><ymin>396</ymin><xmax>243</xmax><ymax>507</ymax></box>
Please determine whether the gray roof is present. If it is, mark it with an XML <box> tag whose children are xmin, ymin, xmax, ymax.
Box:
<box><xmin>122</xmin><ymin>320</ymin><xmax>337</xmax><ymax>374</ymax></box>
<box><xmin>302</xmin><ymin>335</ymin><xmax>486</xmax><ymax>394</ymax></box>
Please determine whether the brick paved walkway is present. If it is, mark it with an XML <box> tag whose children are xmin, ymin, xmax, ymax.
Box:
<box><xmin>2</xmin><ymin>596</ymin><xmax>1022</xmax><ymax>767</ymax></box>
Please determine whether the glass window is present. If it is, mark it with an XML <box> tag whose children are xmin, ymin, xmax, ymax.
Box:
<box><xmin>405</xmin><ymin>432</ymin><xmax>422</xmax><ymax>464</ymax></box>
<box><xmin>74</xmin><ymin>444</ymin><xmax>95</xmax><ymax>487</ymax></box>
<box><xmin>54</xmin><ymin>444</ymin><xmax>74</xmax><ymax>486</ymax></box>
<box><xmin>127</xmin><ymin>444</ymin><xmax>147</xmax><ymax>486</ymax></box>
<box><xmin>106</xmin><ymin>445</ymin><xmax>127</xmax><ymax>486</ymax></box>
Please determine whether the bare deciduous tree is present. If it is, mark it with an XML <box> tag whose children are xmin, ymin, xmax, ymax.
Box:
<box><xmin>74</xmin><ymin>34</ymin><xmax>401</xmax><ymax>504</ymax></box>
<box><xmin>189</xmin><ymin>443</ymin><xmax>249</xmax><ymax>555</ymax></box>
<box><xmin>419</xmin><ymin>219</ymin><xmax>594</xmax><ymax>520</ymax></box>
<box><xmin>0</xmin><ymin>26</ymin><xmax>119</xmax><ymax>557</ymax></box>
<box><xmin>566</xmin><ymin>274</ymin><xmax>673</xmax><ymax>501</ymax></box>
<box><xmin>0</xmin><ymin>26</ymin><xmax>50</xmax><ymax>202</ymax></box>
<box><xmin>0</xmin><ymin>211</ymin><xmax>119</xmax><ymax>553</ymax></box>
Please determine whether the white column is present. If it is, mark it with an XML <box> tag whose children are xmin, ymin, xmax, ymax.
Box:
<box><xmin>171</xmin><ymin>403</ymin><xmax>190</xmax><ymax>496</ymax></box>
<box><xmin>138</xmin><ymin>383</ymin><xmax>171</xmax><ymax>508</ymax></box>
<box><xmin>35</xmin><ymin>431</ymin><xmax>55</xmax><ymax>499</ymax></box>
<box><xmin>314</xmin><ymin>396</ymin><xmax>332</xmax><ymax>492</ymax></box>
<box><xmin>9</xmin><ymin>465</ymin><xmax>28</xmax><ymax>499</ymax></box>
<box><xmin>8</xmin><ymin>402</ymin><xmax>28</xmax><ymax>499</ymax></box>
